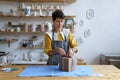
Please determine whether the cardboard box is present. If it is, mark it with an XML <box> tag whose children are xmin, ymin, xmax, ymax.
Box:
<box><xmin>59</xmin><ymin>57</ymin><xmax>77</xmax><ymax>72</ymax></box>
<box><xmin>77</xmin><ymin>58</ymin><xmax>86</xmax><ymax>65</ymax></box>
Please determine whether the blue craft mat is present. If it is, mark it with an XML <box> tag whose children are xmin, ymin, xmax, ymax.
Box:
<box><xmin>18</xmin><ymin>66</ymin><xmax>93</xmax><ymax>77</ymax></box>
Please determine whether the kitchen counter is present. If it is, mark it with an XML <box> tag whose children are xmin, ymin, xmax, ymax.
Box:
<box><xmin>0</xmin><ymin>65</ymin><xmax>120</xmax><ymax>80</ymax></box>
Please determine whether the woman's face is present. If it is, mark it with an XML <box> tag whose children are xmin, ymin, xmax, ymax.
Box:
<box><xmin>53</xmin><ymin>18</ymin><xmax>65</xmax><ymax>32</ymax></box>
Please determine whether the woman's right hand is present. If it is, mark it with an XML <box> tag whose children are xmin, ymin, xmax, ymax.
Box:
<box><xmin>56</xmin><ymin>48</ymin><xmax>66</xmax><ymax>56</ymax></box>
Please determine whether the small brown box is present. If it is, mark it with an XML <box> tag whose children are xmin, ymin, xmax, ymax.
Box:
<box><xmin>59</xmin><ymin>57</ymin><xmax>77</xmax><ymax>72</ymax></box>
<box><xmin>0</xmin><ymin>12</ymin><xmax>3</xmax><ymax>16</ymax></box>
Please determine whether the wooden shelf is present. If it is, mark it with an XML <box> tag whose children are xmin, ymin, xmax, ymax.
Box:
<box><xmin>0</xmin><ymin>15</ymin><xmax>75</xmax><ymax>19</ymax></box>
<box><xmin>0</xmin><ymin>0</ymin><xmax>16</xmax><ymax>2</ymax></box>
<box><xmin>19</xmin><ymin>8</ymin><xmax>56</xmax><ymax>11</ymax></box>
<box><xmin>0</xmin><ymin>39</ymin><xmax>18</xmax><ymax>43</ymax></box>
<box><xmin>0</xmin><ymin>31</ymin><xmax>45</xmax><ymax>34</ymax></box>
<box><xmin>0</xmin><ymin>0</ymin><xmax>76</xmax><ymax>3</ymax></box>
<box><xmin>19</xmin><ymin>46</ymin><xmax>40</xmax><ymax>49</ymax></box>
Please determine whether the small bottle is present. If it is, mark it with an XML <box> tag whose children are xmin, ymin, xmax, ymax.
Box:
<box><xmin>17</xmin><ymin>27</ymin><xmax>21</xmax><ymax>32</ymax></box>
<box><xmin>25</xmin><ymin>24</ymin><xmax>28</xmax><ymax>32</ymax></box>
<box><xmin>32</xmin><ymin>24</ymin><xmax>36</xmax><ymax>32</ymax></box>
<box><xmin>22</xmin><ymin>41</ymin><xmax>27</xmax><ymax>47</ymax></box>
<box><xmin>23</xmin><ymin>53</ymin><xmax>28</xmax><ymax>61</ymax></box>
<box><xmin>21</xmin><ymin>3</ymin><xmax>25</xmax><ymax>9</ymax></box>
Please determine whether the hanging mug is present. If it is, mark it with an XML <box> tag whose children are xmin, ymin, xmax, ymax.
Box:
<box><xmin>31</xmin><ymin>24</ymin><xmax>37</xmax><ymax>32</ymax></box>
<box><xmin>24</xmin><ymin>6</ymin><xmax>31</xmax><ymax>16</ymax></box>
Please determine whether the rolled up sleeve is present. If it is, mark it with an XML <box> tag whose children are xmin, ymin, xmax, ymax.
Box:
<box><xmin>68</xmin><ymin>31</ymin><xmax>78</xmax><ymax>49</ymax></box>
<box><xmin>44</xmin><ymin>34</ymin><xmax>52</xmax><ymax>54</ymax></box>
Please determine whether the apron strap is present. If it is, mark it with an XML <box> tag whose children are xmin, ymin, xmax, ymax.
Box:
<box><xmin>52</xmin><ymin>32</ymin><xmax>67</xmax><ymax>41</ymax></box>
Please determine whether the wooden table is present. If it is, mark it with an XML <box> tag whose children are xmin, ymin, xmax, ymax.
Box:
<box><xmin>0</xmin><ymin>65</ymin><xmax>120</xmax><ymax>80</ymax></box>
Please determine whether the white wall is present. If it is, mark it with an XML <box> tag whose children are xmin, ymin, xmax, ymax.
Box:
<box><xmin>69</xmin><ymin>0</ymin><xmax>120</xmax><ymax>64</ymax></box>
<box><xmin>0</xmin><ymin>0</ymin><xmax>120</xmax><ymax>64</ymax></box>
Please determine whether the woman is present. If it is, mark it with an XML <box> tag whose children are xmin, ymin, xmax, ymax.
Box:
<box><xmin>44</xmin><ymin>10</ymin><xmax>78</xmax><ymax>65</ymax></box>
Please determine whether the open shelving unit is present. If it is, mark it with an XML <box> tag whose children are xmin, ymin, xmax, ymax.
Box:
<box><xmin>0</xmin><ymin>0</ymin><xmax>76</xmax><ymax>64</ymax></box>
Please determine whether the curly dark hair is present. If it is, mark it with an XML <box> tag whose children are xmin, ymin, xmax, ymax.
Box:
<box><xmin>52</xmin><ymin>10</ymin><xmax>65</xmax><ymax>21</ymax></box>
